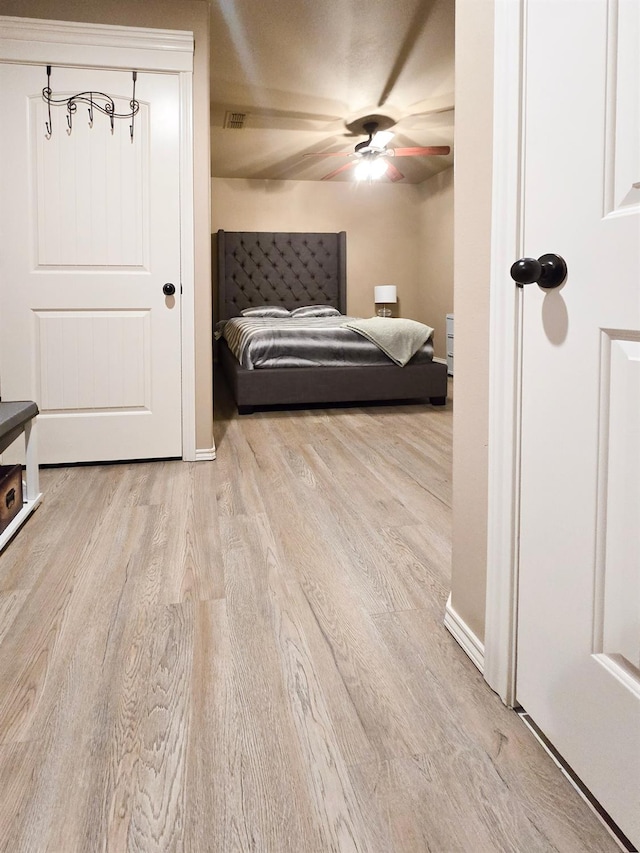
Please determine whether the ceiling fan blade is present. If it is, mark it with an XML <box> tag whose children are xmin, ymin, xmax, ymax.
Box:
<box><xmin>371</xmin><ymin>130</ymin><xmax>394</xmax><ymax>148</ymax></box>
<box><xmin>303</xmin><ymin>151</ymin><xmax>352</xmax><ymax>158</ymax></box>
<box><xmin>376</xmin><ymin>1</ymin><xmax>435</xmax><ymax>108</ymax></box>
<box><xmin>392</xmin><ymin>146</ymin><xmax>451</xmax><ymax>157</ymax></box>
<box><xmin>386</xmin><ymin>162</ymin><xmax>405</xmax><ymax>182</ymax></box>
<box><xmin>321</xmin><ymin>161</ymin><xmax>356</xmax><ymax>181</ymax></box>
<box><xmin>404</xmin><ymin>93</ymin><xmax>455</xmax><ymax>117</ymax></box>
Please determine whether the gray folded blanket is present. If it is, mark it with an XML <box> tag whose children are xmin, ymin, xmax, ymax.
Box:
<box><xmin>341</xmin><ymin>317</ymin><xmax>434</xmax><ymax>366</ymax></box>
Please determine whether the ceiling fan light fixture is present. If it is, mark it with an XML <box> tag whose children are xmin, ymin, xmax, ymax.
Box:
<box><xmin>354</xmin><ymin>161</ymin><xmax>368</xmax><ymax>181</ymax></box>
<box><xmin>354</xmin><ymin>157</ymin><xmax>389</xmax><ymax>181</ymax></box>
<box><xmin>370</xmin><ymin>157</ymin><xmax>389</xmax><ymax>178</ymax></box>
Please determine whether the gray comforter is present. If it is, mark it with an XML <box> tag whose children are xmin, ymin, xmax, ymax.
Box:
<box><xmin>219</xmin><ymin>315</ymin><xmax>434</xmax><ymax>369</ymax></box>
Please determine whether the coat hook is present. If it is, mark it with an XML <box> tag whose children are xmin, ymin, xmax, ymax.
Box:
<box><xmin>129</xmin><ymin>71</ymin><xmax>137</xmax><ymax>141</ymax></box>
<box><xmin>88</xmin><ymin>93</ymin><xmax>94</xmax><ymax>128</ymax></box>
<box><xmin>44</xmin><ymin>65</ymin><xmax>53</xmax><ymax>138</ymax></box>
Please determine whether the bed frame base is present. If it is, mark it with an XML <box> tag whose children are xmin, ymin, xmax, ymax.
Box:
<box><xmin>220</xmin><ymin>341</ymin><xmax>448</xmax><ymax>413</ymax></box>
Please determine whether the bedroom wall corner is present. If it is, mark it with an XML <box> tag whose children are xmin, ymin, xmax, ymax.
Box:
<box><xmin>416</xmin><ymin>166</ymin><xmax>454</xmax><ymax>359</ymax></box>
<box><xmin>450</xmin><ymin>0</ymin><xmax>495</xmax><ymax>645</ymax></box>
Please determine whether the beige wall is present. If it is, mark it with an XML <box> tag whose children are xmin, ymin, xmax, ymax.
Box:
<box><xmin>417</xmin><ymin>167</ymin><xmax>454</xmax><ymax>359</ymax></box>
<box><xmin>2</xmin><ymin>1</ymin><xmax>214</xmax><ymax>452</ymax></box>
<box><xmin>450</xmin><ymin>0</ymin><xmax>494</xmax><ymax>642</ymax></box>
<box><xmin>211</xmin><ymin>178</ymin><xmax>452</xmax><ymax>348</ymax></box>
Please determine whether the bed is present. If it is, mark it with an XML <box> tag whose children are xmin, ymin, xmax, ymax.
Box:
<box><xmin>216</xmin><ymin>230</ymin><xmax>448</xmax><ymax>414</ymax></box>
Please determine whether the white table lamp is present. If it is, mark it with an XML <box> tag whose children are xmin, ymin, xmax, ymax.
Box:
<box><xmin>374</xmin><ymin>285</ymin><xmax>397</xmax><ymax>317</ymax></box>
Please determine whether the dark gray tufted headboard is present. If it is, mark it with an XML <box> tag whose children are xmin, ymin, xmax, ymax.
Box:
<box><xmin>217</xmin><ymin>231</ymin><xmax>347</xmax><ymax>321</ymax></box>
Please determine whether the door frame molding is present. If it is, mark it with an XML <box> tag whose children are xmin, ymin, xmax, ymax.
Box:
<box><xmin>483</xmin><ymin>0</ymin><xmax>525</xmax><ymax>706</ymax></box>
<box><xmin>0</xmin><ymin>15</ymin><xmax>196</xmax><ymax>461</ymax></box>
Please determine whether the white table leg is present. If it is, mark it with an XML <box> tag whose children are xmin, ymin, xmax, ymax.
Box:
<box><xmin>23</xmin><ymin>418</ymin><xmax>40</xmax><ymax>501</ymax></box>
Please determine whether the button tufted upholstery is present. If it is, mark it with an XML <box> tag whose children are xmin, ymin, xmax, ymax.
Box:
<box><xmin>217</xmin><ymin>231</ymin><xmax>347</xmax><ymax>320</ymax></box>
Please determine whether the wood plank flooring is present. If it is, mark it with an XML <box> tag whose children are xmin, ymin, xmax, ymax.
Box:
<box><xmin>0</xmin><ymin>375</ymin><xmax>620</xmax><ymax>852</ymax></box>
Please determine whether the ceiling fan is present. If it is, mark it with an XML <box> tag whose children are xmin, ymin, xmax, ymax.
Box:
<box><xmin>305</xmin><ymin>119</ymin><xmax>451</xmax><ymax>182</ymax></box>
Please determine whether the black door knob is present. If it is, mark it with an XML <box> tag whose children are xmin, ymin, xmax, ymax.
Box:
<box><xmin>510</xmin><ymin>254</ymin><xmax>567</xmax><ymax>289</ymax></box>
<box><xmin>163</xmin><ymin>282</ymin><xmax>176</xmax><ymax>296</ymax></box>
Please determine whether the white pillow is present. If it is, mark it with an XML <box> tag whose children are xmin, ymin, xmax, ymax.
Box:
<box><xmin>290</xmin><ymin>305</ymin><xmax>341</xmax><ymax>318</ymax></box>
<box><xmin>240</xmin><ymin>305</ymin><xmax>291</xmax><ymax>318</ymax></box>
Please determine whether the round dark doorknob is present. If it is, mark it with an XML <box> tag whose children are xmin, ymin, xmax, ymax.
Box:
<box><xmin>163</xmin><ymin>282</ymin><xmax>176</xmax><ymax>296</ymax></box>
<box><xmin>510</xmin><ymin>254</ymin><xmax>567</xmax><ymax>289</ymax></box>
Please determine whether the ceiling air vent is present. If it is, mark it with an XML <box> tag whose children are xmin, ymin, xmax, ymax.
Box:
<box><xmin>224</xmin><ymin>111</ymin><xmax>247</xmax><ymax>129</ymax></box>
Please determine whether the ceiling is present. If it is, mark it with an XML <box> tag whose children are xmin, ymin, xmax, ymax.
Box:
<box><xmin>209</xmin><ymin>0</ymin><xmax>455</xmax><ymax>184</ymax></box>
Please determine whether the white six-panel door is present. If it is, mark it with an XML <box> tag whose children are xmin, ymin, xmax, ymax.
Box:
<box><xmin>515</xmin><ymin>0</ymin><xmax>640</xmax><ymax>845</ymax></box>
<box><xmin>0</xmin><ymin>62</ymin><xmax>183</xmax><ymax>463</ymax></box>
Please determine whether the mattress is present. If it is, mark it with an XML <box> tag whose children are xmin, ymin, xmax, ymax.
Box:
<box><xmin>218</xmin><ymin>315</ymin><xmax>434</xmax><ymax>369</ymax></box>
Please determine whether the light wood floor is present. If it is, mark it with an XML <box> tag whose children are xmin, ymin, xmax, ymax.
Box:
<box><xmin>0</xmin><ymin>376</ymin><xmax>620</xmax><ymax>853</ymax></box>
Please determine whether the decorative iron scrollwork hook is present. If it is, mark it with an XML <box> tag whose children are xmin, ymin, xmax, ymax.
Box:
<box><xmin>42</xmin><ymin>65</ymin><xmax>140</xmax><ymax>140</ymax></box>
<box><xmin>44</xmin><ymin>65</ymin><xmax>53</xmax><ymax>139</ymax></box>
<box><xmin>130</xmin><ymin>71</ymin><xmax>137</xmax><ymax>141</ymax></box>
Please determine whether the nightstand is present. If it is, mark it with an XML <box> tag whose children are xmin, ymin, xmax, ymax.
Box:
<box><xmin>446</xmin><ymin>313</ymin><xmax>454</xmax><ymax>376</ymax></box>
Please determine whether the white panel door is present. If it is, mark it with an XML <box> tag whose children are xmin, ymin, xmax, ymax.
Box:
<box><xmin>0</xmin><ymin>63</ymin><xmax>182</xmax><ymax>463</ymax></box>
<box><xmin>516</xmin><ymin>0</ymin><xmax>640</xmax><ymax>846</ymax></box>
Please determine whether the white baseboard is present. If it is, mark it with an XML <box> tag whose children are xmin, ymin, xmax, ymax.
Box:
<box><xmin>444</xmin><ymin>593</ymin><xmax>485</xmax><ymax>673</ymax></box>
<box><xmin>195</xmin><ymin>447</ymin><xmax>216</xmax><ymax>461</ymax></box>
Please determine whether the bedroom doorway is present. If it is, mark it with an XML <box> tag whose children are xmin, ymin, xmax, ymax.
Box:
<box><xmin>0</xmin><ymin>17</ymin><xmax>196</xmax><ymax>464</ymax></box>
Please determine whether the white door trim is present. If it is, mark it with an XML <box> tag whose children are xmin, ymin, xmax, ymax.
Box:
<box><xmin>0</xmin><ymin>16</ymin><xmax>196</xmax><ymax>461</ymax></box>
<box><xmin>178</xmin><ymin>70</ymin><xmax>196</xmax><ymax>462</ymax></box>
<box><xmin>0</xmin><ymin>17</ymin><xmax>193</xmax><ymax>71</ymax></box>
<box><xmin>483</xmin><ymin>0</ymin><xmax>525</xmax><ymax>706</ymax></box>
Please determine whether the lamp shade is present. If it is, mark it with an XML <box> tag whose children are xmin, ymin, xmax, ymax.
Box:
<box><xmin>374</xmin><ymin>285</ymin><xmax>397</xmax><ymax>304</ymax></box>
